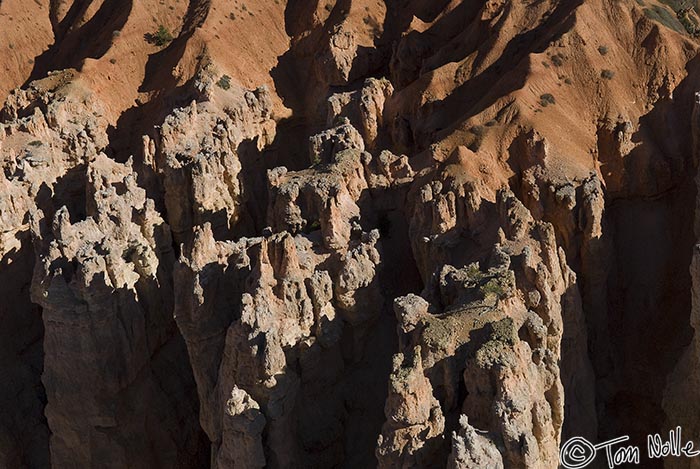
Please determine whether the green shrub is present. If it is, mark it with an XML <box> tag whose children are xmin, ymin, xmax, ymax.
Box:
<box><xmin>145</xmin><ymin>25</ymin><xmax>174</xmax><ymax>47</ymax></box>
<box><xmin>598</xmin><ymin>45</ymin><xmax>608</xmax><ymax>55</ymax></box>
<box><xmin>540</xmin><ymin>93</ymin><xmax>556</xmax><ymax>106</ymax></box>
<box><xmin>310</xmin><ymin>152</ymin><xmax>321</xmax><ymax>166</ymax></box>
<box><xmin>481</xmin><ymin>279</ymin><xmax>506</xmax><ymax>299</ymax></box>
<box><xmin>466</xmin><ymin>263</ymin><xmax>484</xmax><ymax>282</ymax></box>
<box><xmin>601</xmin><ymin>69</ymin><xmax>615</xmax><ymax>80</ymax></box>
<box><xmin>28</xmin><ymin>140</ymin><xmax>43</xmax><ymax>147</ymax></box>
<box><xmin>216</xmin><ymin>74</ymin><xmax>232</xmax><ymax>90</ymax></box>
<box><xmin>679</xmin><ymin>13</ymin><xmax>699</xmax><ymax>35</ymax></box>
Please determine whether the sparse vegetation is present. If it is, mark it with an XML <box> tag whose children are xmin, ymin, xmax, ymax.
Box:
<box><xmin>229</xmin><ymin>12</ymin><xmax>236</xmax><ymax>20</ymax></box>
<box><xmin>643</xmin><ymin>5</ymin><xmax>687</xmax><ymax>34</ymax></box>
<box><xmin>481</xmin><ymin>279</ymin><xmax>506</xmax><ymax>299</ymax></box>
<box><xmin>540</xmin><ymin>93</ymin><xmax>556</xmax><ymax>106</ymax></box>
<box><xmin>551</xmin><ymin>53</ymin><xmax>564</xmax><ymax>67</ymax></box>
<box><xmin>466</xmin><ymin>263</ymin><xmax>484</xmax><ymax>282</ymax></box>
<box><xmin>598</xmin><ymin>45</ymin><xmax>608</xmax><ymax>55</ymax></box>
<box><xmin>310</xmin><ymin>151</ymin><xmax>322</xmax><ymax>166</ymax></box>
<box><xmin>679</xmin><ymin>12</ymin><xmax>699</xmax><ymax>35</ymax></box>
<box><xmin>644</xmin><ymin>0</ymin><xmax>700</xmax><ymax>35</ymax></box>
<box><xmin>216</xmin><ymin>74</ymin><xmax>232</xmax><ymax>90</ymax></box>
<box><xmin>145</xmin><ymin>25</ymin><xmax>174</xmax><ymax>47</ymax></box>
<box><xmin>601</xmin><ymin>69</ymin><xmax>615</xmax><ymax>80</ymax></box>
<box><xmin>28</xmin><ymin>140</ymin><xmax>43</xmax><ymax>147</ymax></box>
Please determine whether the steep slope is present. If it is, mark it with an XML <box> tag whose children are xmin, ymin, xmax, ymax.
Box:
<box><xmin>1</xmin><ymin>0</ymin><xmax>700</xmax><ymax>467</ymax></box>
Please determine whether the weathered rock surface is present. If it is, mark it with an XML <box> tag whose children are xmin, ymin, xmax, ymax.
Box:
<box><xmin>326</xmin><ymin>78</ymin><xmax>394</xmax><ymax>149</ymax></box>
<box><xmin>447</xmin><ymin>416</ymin><xmax>504</xmax><ymax>469</ymax></box>
<box><xmin>379</xmin><ymin>184</ymin><xmax>573</xmax><ymax>467</ymax></box>
<box><xmin>0</xmin><ymin>72</ymin><xmax>112</xmax><ymax>468</ymax></box>
<box><xmin>151</xmin><ymin>76</ymin><xmax>276</xmax><ymax>243</ymax></box>
<box><xmin>2</xmin><ymin>0</ymin><xmax>700</xmax><ymax>467</ymax></box>
<box><xmin>30</xmin><ymin>154</ymin><xmax>205</xmax><ymax>468</ymax></box>
<box><xmin>174</xmin><ymin>138</ymin><xmax>398</xmax><ymax>467</ymax></box>
<box><xmin>376</xmin><ymin>346</ymin><xmax>445</xmax><ymax>467</ymax></box>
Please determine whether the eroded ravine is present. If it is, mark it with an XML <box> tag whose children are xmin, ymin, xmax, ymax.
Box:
<box><xmin>3</xmin><ymin>0</ymin><xmax>700</xmax><ymax>468</ymax></box>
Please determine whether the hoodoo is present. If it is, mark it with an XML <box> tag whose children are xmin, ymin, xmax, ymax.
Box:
<box><xmin>1</xmin><ymin>0</ymin><xmax>700</xmax><ymax>468</ymax></box>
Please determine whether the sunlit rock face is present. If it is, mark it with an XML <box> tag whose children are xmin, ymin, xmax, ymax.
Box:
<box><xmin>1</xmin><ymin>0</ymin><xmax>700</xmax><ymax>467</ymax></box>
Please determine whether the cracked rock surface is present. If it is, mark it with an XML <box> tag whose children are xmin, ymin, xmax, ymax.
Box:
<box><xmin>1</xmin><ymin>0</ymin><xmax>700</xmax><ymax>467</ymax></box>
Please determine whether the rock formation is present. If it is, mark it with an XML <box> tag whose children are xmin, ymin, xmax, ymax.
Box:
<box><xmin>30</xmin><ymin>154</ymin><xmax>204</xmax><ymax>468</ymax></box>
<box><xmin>1</xmin><ymin>0</ymin><xmax>700</xmax><ymax>468</ymax></box>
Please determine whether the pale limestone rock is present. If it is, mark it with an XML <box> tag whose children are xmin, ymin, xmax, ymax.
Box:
<box><xmin>308</xmin><ymin>122</ymin><xmax>365</xmax><ymax>165</ymax></box>
<box><xmin>508</xmin><ymin>132</ymin><xmax>602</xmax><ymax>440</ymax></box>
<box><xmin>363</xmin><ymin>150</ymin><xmax>415</xmax><ymax>190</ymax></box>
<box><xmin>172</xmin><ymin>136</ymin><xmax>417</xmax><ymax>466</ymax></box>
<box><xmin>376</xmin><ymin>346</ymin><xmax>445</xmax><ymax>468</ymax></box>
<box><xmin>0</xmin><ymin>72</ymin><xmax>112</xmax><ymax>468</ymax></box>
<box><xmin>175</xmin><ymin>223</ymin><xmax>383</xmax><ymax>467</ymax></box>
<box><xmin>327</xmin><ymin>78</ymin><xmax>394</xmax><ymax>149</ymax></box>
<box><xmin>4</xmin><ymin>3</ymin><xmax>691</xmax><ymax>469</ymax></box>
<box><xmin>216</xmin><ymin>387</ymin><xmax>266</xmax><ymax>469</ymax></box>
<box><xmin>155</xmin><ymin>85</ymin><xmax>275</xmax><ymax>242</ymax></box>
<box><xmin>29</xmin><ymin>154</ymin><xmax>204</xmax><ymax>468</ymax></box>
<box><xmin>381</xmin><ymin>185</ymin><xmax>573</xmax><ymax>468</ymax></box>
<box><xmin>314</xmin><ymin>22</ymin><xmax>381</xmax><ymax>87</ymax></box>
<box><xmin>267</xmin><ymin>148</ymin><xmax>366</xmax><ymax>250</ymax></box>
<box><xmin>447</xmin><ymin>416</ymin><xmax>504</xmax><ymax>469</ymax></box>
